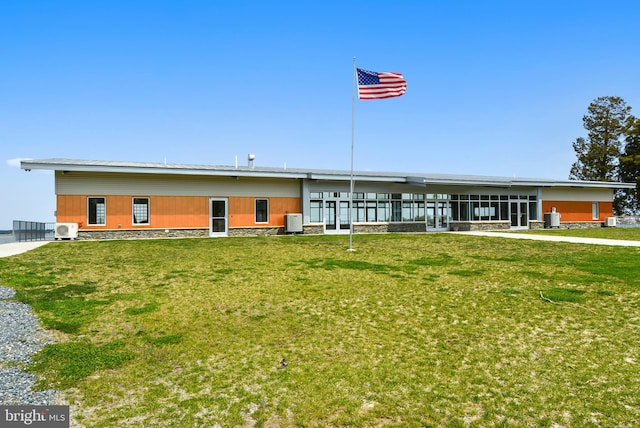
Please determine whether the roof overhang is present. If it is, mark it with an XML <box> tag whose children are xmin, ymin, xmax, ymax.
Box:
<box><xmin>20</xmin><ymin>158</ymin><xmax>637</xmax><ymax>190</ymax></box>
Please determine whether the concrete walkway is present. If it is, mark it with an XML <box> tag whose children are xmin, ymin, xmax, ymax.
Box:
<box><xmin>0</xmin><ymin>241</ymin><xmax>50</xmax><ymax>258</ymax></box>
<box><xmin>458</xmin><ymin>231</ymin><xmax>640</xmax><ymax>247</ymax></box>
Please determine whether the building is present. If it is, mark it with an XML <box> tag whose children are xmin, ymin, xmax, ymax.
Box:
<box><xmin>21</xmin><ymin>158</ymin><xmax>636</xmax><ymax>240</ymax></box>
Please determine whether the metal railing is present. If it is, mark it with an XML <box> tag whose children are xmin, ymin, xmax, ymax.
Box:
<box><xmin>12</xmin><ymin>220</ymin><xmax>56</xmax><ymax>242</ymax></box>
<box><xmin>616</xmin><ymin>216</ymin><xmax>640</xmax><ymax>228</ymax></box>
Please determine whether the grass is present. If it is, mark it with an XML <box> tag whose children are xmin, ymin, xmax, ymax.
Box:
<box><xmin>0</xmin><ymin>233</ymin><xmax>639</xmax><ymax>427</ymax></box>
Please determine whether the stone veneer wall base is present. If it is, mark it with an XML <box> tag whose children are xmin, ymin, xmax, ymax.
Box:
<box><xmin>449</xmin><ymin>221</ymin><xmax>511</xmax><ymax>232</ymax></box>
<box><xmin>77</xmin><ymin>228</ymin><xmax>209</xmax><ymax>240</ymax></box>
<box><xmin>75</xmin><ymin>218</ymin><xmax>615</xmax><ymax>240</ymax></box>
<box><xmin>228</xmin><ymin>227</ymin><xmax>284</xmax><ymax>237</ymax></box>
<box><xmin>555</xmin><ymin>222</ymin><xmax>607</xmax><ymax>229</ymax></box>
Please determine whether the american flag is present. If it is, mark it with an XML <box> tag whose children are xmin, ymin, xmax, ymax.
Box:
<box><xmin>357</xmin><ymin>68</ymin><xmax>407</xmax><ymax>100</ymax></box>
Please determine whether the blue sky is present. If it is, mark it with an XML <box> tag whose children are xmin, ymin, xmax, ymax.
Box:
<box><xmin>2</xmin><ymin>1</ymin><xmax>639</xmax><ymax>229</ymax></box>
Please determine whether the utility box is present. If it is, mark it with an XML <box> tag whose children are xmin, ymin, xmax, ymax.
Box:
<box><xmin>544</xmin><ymin>212</ymin><xmax>561</xmax><ymax>228</ymax></box>
<box><xmin>285</xmin><ymin>214</ymin><xmax>303</xmax><ymax>233</ymax></box>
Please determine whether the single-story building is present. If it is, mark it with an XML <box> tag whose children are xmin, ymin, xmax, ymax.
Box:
<box><xmin>21</xmin><ymin>158</ymin><xmax>636</xmax><ymax>239</ymax></box>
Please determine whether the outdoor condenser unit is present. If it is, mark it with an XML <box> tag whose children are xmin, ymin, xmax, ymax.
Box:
<box><xmin>544</xmin><ymin>212</ymin><xmax>561</xmax><ymax>228</ymax></box>
<box><xmin>285</xmin><ymin>214</ymin><xmax>303</xmax><ymax>233</ymax></box>
<box><xmin>605</xmin><ymin>217</ymin><xmax>617</xmax><ymax>227</ymax></box>
<box><xmin>54</xmin><ymin>222</ymin><xmax>79</xmax><ymax>240</ymax></box>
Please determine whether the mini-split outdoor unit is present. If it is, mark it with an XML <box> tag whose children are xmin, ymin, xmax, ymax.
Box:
<box><xmin>285</xmin><ymin>214</ymin><xmax>303</xmax><ymax>233</ymax></box>
<box><xmin>605</xmin><ymin>217</ymin><xmax>617</xmax><ymax>227</ymax></box>
<box><xmin>54</xmin><ymin>222</ymin><xmax>78</xmax><ymax>240</ymax></box>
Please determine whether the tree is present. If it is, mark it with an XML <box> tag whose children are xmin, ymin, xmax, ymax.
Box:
<box><xmin>619</xmin><ymin>116</ymin><xmax>640</xmax><ymax>214</ymax></box>
<box><xmin>569</xmin><ymin>96</ymin><xmax>632</xmax><ymax>214</ymax></box>
<box><xmin>570</xmin><ymin>96</ymin><xmax>632</xmax><ymax>181</ymax></box>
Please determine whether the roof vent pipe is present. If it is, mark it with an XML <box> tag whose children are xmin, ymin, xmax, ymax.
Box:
<box><xmin>248</xmin><ymin>153</ymin><xmax>255</xmax><ymax>168</ymax></box>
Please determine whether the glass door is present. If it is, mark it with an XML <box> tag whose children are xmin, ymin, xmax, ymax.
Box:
<box><xmin>210</xmin><ymin>198</ymin><xmax>227</xmax><ymax>236</ymax></box>
<box><xmin>510</xmin><ymin>201</ymin><xmax>528</xmax><ymax>229</ymax></box>
<box><xmin>436</xmin><ymin>201</ymin><xmax>450</xmax><ymax>229</ymax></box>
<box><xmin>519</xmin><ymin>202</ymin><xmax>528</xmax><ymax>228</ymax></box>
<box><xmin>427</xmin><ymin>201</ymin><xmax>436</xmax><ymax>229</ymax></box>
<box><xmin>427</xmin><ymin>199</ymin><xmax>450</xmax><ymax>231</ymax></box>
<box><xmin>324</xmin><ymin>199</ymin><xmax>350</xmax><ymax>233</ymax></box>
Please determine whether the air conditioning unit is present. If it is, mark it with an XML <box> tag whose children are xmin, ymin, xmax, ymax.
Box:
<box><xmin>285</xmin><ymin>214</ymin><xmax>303</xmax><ymax>233</ymax></box>
<box><xmin>55</xmin><ymin>222</ymin><xmax>79</xmax><ymax>240</ymax></box>
<box><xmin>605</xmin><ymin>217</ymin><xmax>617</xmax><ymax>227</ymax></box>
<box><xmin>544</xmin><ymin>212</ymin><xmax>561</xmax><ymax>228</ymax></box>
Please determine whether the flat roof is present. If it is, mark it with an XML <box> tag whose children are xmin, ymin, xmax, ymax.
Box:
<box><xmin>21</xmin><ymin>158</ymin><xmax>636</xmax><ymax>190</ymax></box>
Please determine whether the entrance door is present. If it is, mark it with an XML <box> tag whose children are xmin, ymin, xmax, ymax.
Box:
<box><xmin>324</xmin><ymin>200</ymin><xmax>350</xmax><ymax>233</ymax></box>
<box><xmin>510</xmin><ymin>201</ymin><xmax>528</xmax><ymax>229</ymax></box>
<box><xmin>210</xmin><ymin>198</ymin><xmax>228</xmax><ymax>236</ymax></box>
<box><xmin>519</xmin><ymin>202</ymin><xmax>528</xmax><ymax>227</ymax></box>
<box><xmin>427</xmin><ymin>200</ymin><xmax>450</xmax><ymax>231</ymax></box>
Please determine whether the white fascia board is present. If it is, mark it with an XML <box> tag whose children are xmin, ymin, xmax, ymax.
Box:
<box><xmin>513</xmin><ymin>179</ymin><xmax>636</xmax><ymax>189</ymax></box>
<box><xmin>306</xmin><ymin>173</ymin><xmax>406</xmax><ymax>183</ymax></box>
<box><xmin>21</xmin><ymin>159</ymin><xmax>308</xmax><ymax>179</ymax></box>
<box><xmin>423</xmin><ymin>178</ymin><xmax>511</xmax><ymax>187</ymax></box>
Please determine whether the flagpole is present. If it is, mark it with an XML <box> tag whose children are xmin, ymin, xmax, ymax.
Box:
<box><xmin>349</xmin><ymin>58</ymin><xmax>357</xmax><ymax>251</ymax></box>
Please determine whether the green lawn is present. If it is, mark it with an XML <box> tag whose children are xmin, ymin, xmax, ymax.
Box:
<box><xmin>1</xmin><ymin>234</ymin><xmax>639</xmax><ymax>427</ymax></box>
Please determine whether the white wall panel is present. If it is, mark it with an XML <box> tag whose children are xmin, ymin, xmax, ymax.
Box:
<box><xmin>541</xmin><ymin>187</ymin><xmax>612</xmax><ymax>202</ymax></box>
<box><xmin>55</xmin><ymin>172</ymin><xmax>300</xmax><ymax>197</ymax></box>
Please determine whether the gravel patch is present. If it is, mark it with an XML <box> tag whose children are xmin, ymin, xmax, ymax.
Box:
<box><xmin>0</xmin><ymin>286</ymin><xmax>16</xmax><ymax>299</ymax></box>
<box><xmin>0</xmin><ymin>284</ymin><xmax>59</xmax><ymax>405</ymax></box>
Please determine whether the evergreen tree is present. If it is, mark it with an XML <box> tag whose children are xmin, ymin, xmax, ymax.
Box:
<box><xmin>570</xmin><ymin>96</ymin><xmax>631</xmax><ymax>181</ymax></box>
<box><xmin>569</xmin><ymin>96</ymin><xmax>632</xmax><ymax>214</ymax></box>
<box><xmin>619</xmin><ymin>116</ymin><xmax>640</xmax><ymax>214</ymax></box>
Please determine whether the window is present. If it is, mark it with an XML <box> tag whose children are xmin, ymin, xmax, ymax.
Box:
<box><xmin>529</xmin><ymin>201</ymin><xmax>538</xmax><ymax>220</ymax></box>
<box><xmin>402</xmin><ymin>201</ymin><xmax>413</xmax><ymax>221</ymax></box>
<box><xmin>340</xmin><ymin>202</ymin><xmax>350</xmax><ymax>229</ymax></box>
<box><xmin>490</xmin><ymin>201</ymin><xmax>500</xmax><ymax>220</ymax></box>
<box><xmin>88</xmin><ymin>197</ymin><xmax>106</xmax><ymax>225</ymax></box>
<box><xmin>354</xmin><ymin>201</ymin><xmax>366</xmax><ymax>222</ymax></box>
<box><xmin>391</xmin><ymin>200</ymin><xmax>402</xmax><ymax>222</ymax></box>
<box><xmin>450</xmin><ymin>201</ymin><xmax>460</xmax><ymax>220</ymax></box>
<box><xmin>460</xmin><ymin>201</ymin><xmax>470</xmax><ymax>221</ymax></box>
<box><xmin>414</xmin><ymin>201</ymin><xmax>425</xmax><ymax>221</ymax></box>
<box><xmin>133</xmin><ymin>198</ymin><xmax>149</xmax><ymax>225</ymax></box>
<box><xmin>310</xmin><ymin>200</ymin><xmax>323</xmax><ymax>223</ymax></box>
<box><xmin>500</xmin><ymin>202</ymin><xmax>509</xmax><ymax>220</ymax></box>
<box><xmin>378</xmin><ymin>201</ymin><xmax>390</xmax><ymax>222</ymax></box>
<box><xmin>255</xmin><ymin>199</ymin><xmax>269</xmax><ymax>223</ymax></box>
<box><xmin>592</xmin><ymin>202</ymin><xmax>599</xmax><ymax>220</ymax></box>
<box><xmin>366</xmin><ymin>201</ymin><xmax>377</xmax><ymax>222</ymax></box>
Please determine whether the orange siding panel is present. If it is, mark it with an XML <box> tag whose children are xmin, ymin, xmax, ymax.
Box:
<box><xmin>542</xmin><ymin>201</ymin><xmax>612</xmax><ymax>222</ymax></box>
<box><xmin>270</xmin><ymin>197</ymin><xmax>302</xmax><ymax>226</ymax></box>
<box><xmin>56</xmin><ymin>195</ymin><xmax>86</xmax><ymax>226</ymax></box>
<box><xmin>56</xmin><ymin>195</ymin><xmax>300</xmax><ymax>230</ymax></box>
<box><xmin>152</xmin><ymin>196</ymin><xmax>209</xmax><ymax>228</ymax></box>
<box><xmin>228</xmin><ymin>197</ymin><xmax>300</xmax><ymax>227</ymax></box>
<box><xmin>57</xmin><ymin>195</ymin><xmax>210</xmax><ymax>229</ymax></box>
